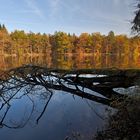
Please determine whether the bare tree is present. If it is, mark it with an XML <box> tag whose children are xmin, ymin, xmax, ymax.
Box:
<box><xmin>132</xmin><ymin>0</ymin><xmax>140</xmax><ymax>34</ymax></box>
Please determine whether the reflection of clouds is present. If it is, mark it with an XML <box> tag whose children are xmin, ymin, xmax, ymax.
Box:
<box><xmin>51</xmin><ymin>91</ymin><xmax>69</xmax><ymax>102</ymax></box>
<box><xmin>113</xmin><ymin>86</ymin><xmax>140</xmax><ymax>94</ymax></box>
<box><xmin>1</xmin><ymin>65</ymin><xmax>136</xmax><ymax>140</ymax></box>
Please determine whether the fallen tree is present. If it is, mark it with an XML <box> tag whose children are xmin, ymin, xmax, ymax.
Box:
<box><xmin>0</xmin><ymin>65</ymin><xmax>140</xmax><ymax>129</ymax></box>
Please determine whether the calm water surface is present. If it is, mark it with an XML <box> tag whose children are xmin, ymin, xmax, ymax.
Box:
<box><xmin>0</xmin><ymin>53</ymin><xmax>140</xmax><ymax>70</ymax></box>
<box><xmin>0</xmin><ymin>54</ymin><xmax>139</xmax><ymax>140</ymax></box>
<box><xmin>0</xmin><ymin>82</ymin><xmax>109</xmax><ymax>140</ymax></box>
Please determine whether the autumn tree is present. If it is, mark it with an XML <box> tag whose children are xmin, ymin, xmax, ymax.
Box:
<box><xmin>0</xmin><ymin>23</ymin><xmax>140</xmax><ymax>58</ymax></box>
<box><xmin>10</xmin><ymin>30</ymin><xmax>29</xmax><ymax>55</ymax></box>
<box><xmin>53</xmin><ymin>31</ymin><xmax>72</xmax><ymax>54</ymax></box>
<box><xmin>115</xmin><ymin>35</ymin><xmax>130</xmax><ymax>55</ymax></box>
<box><xmin>0</xmin><ymin>24</ymin><xmax>11</xmax><ymax>54</ymax></box>
<box><xmin>106</xmin><ymin>31</ymin><xmax>116</xmax><ymax>54</ymax></box>
<box><xmin>69</xmin><ymin>33</ymin><xmax>78</xmax><ymax>53</ymax></box>
<box><xmin>91</xmin><ymin>32</ymin><xmax>103</xmax><ymax>54</ymax></box>
<box><xmin>40</xmin><ymin>33</ymin><xmax>51</xmax><ymax>54</ymax></box>
<box><xmin>76</xmin><ymin>33</ymin><xmax>92</xmax><ymax>53</ymax></box>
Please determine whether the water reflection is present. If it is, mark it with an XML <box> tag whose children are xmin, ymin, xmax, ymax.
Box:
<box><xmin>0</xmin><ymin>53</ymin><xmax>140</xmax><ymax>71</ymax></box>
<box><xmin>0</xmin><ymin>65</ymin><xmax>139</xmax><ymax>140</ymax></box>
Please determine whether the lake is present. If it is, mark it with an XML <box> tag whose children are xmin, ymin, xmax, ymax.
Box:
<box><xmin>0</xmin><ymin>54</ymin><xmax>140</xmax><ymax>140</ymax></box>
<box><xmin>0</xmin><ymin>53</ymin><xmax>140</xmax><ymax>70</ymax></box>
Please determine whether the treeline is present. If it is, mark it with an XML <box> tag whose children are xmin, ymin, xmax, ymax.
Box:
<box><xmin>0</xmin><ymin>24</ymin><xmax>140</xmax><ymax>56</ymax></box>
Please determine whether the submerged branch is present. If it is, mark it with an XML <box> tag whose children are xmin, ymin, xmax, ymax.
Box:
<box><xmin>0</xmin><ymin>65</ymin><xmax>140</xmax><ymax>129</ymax></box>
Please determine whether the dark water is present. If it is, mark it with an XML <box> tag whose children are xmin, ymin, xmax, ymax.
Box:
<box><xmin>0</xmin><ymin>75</ymin><xmax>110</xmax><ymax>140</ymax></box>
<box><xmin>0</xmin><ymin>54</ymin><xmax>139</xmax><ymax>140</ymax></box>
<box><xmin>0</xmin><ymin>90</ymin><xmax>108</xmax><ymax>140</ymax></box>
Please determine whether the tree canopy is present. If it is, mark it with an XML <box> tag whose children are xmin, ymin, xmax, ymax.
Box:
<box><xmin>0</xmin><ymin>25</ymin><xmax>140</xmax><ymax>57</ymax></box>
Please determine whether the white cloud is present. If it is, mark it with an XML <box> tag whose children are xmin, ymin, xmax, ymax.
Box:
<box><xmin>48</xmin><ymin>0</ymin><xmax>61</xmax><ymax>18</ymax></box>
<box><xmin>0</xmin><ymin>18</ymin><xmax>40</xmax><ymax>25</ymax></box>
<box><xmin>24</xmin><ymin>0</ymin><xmax>45</xmax><ymax>20</ymax></box>
<box><xmin>113</xmin><ymin>0</ymin><xmax>119</xmax><ymax>5</ymax></box>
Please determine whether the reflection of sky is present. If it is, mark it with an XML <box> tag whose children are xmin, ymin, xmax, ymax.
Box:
<box><xmin>0</xmin><ymin>0</ymin><xmax>134</xmax><ymax>35</ymax></box>
<box><xmin>0</xmin><ymin>88</ymin><xmax>110</xmax><ymax>140</ymax></box>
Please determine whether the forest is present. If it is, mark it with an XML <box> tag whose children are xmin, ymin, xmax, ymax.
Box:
<box><xmin>0</xmin><ymin>24</ymin><xmax>140</xmax><ymax>56</ymax></box>
<box><xmin>0</xmin><ymin>1</ymin><xmax>140</xmax><ymax>139</ymax></box>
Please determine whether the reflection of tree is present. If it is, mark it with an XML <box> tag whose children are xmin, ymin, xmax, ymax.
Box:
<box><xmin>0</xmin><ymin>65</ymin><xmax>139</xmax><ymax>129</ymax></box>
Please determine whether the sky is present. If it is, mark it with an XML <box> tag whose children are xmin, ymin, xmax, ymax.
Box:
<box><xmin>0</xmin><ymin>0</ymin><xmax>136</xmax><ymax>35</ymax></box>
